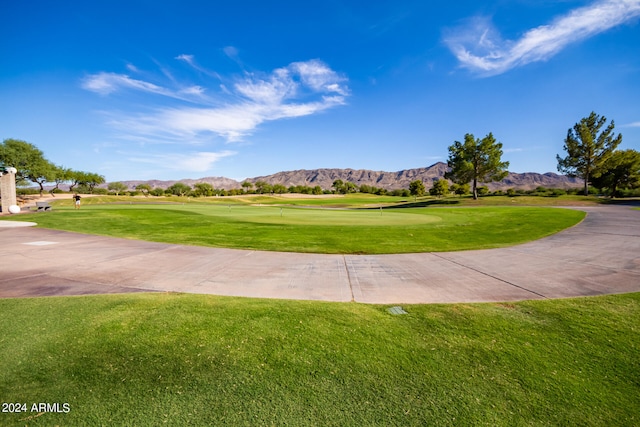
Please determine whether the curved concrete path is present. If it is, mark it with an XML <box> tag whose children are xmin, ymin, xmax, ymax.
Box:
<box><xmin>0</xmin><ymin>205</ymin><xmax>638</xmax><ymax>303</ymax></box>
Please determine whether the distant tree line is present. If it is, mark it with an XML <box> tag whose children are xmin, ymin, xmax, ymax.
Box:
<box><xmin>3</xmin><ymin>111</ymin><xmax>639</xmax><ymax>199</ymax></box>
<box><xmin>96</xmin><ymin>180</ymin><xmax>415</xmax><ymax>198</ymax></box>
<box><xmin>556</xmin><ymin>112</ymin><xmax>639</xmax><ymax>197</ymax></box>
<box><xmin>0</xmin><ymin>138</ymin><xmax>105</xmax><ymax>196</ymax></box>
<box><xmin>97</xmin><ymin>179</ymin><xmax>601</xmax><ymax>199</ymax></box>
<box><xmin>441</xmin><ymin>111</ymin><xmax>639</xmax><ymax>199</ymax></box>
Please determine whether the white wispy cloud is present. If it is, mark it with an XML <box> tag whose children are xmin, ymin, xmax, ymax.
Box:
<box><xmin>623</xmin><ymin>121</ymin><xmax>640</xmax><ymax>127</ymax></box>
<box><xmin>176</xmin><ymin>54</ymin><xmax>221</xmax><ymax>79</ymax></box>
<box><xmin>444</xmin><ymin>0</ymin><xmax>640</xmax><ymax>76</ymax></box>
<box><xmin>175</xmin><ymin>54</ymin><xmax>195</xmax><ymax>65</ymax></box>
<box><xmin>82</xmin><ymin>72</ymin><xmax>172</xmax><ymax>96</ymax></box>
<box><xmin>128</xmin><ymin>150</ymin><xmax>237</xmax><ymax>172</ymax></box>
<box><xmin>83</xmin><ymin>57</ymin><xmax>350</xmax><ymax>143</ymax></box>
<box><xmin>289</xmin><ymin>60</ymin><xmax>351</xmax><ymax>96</ymax></box>
<box><xmin>223</xmin><ymin>46</ymin><xmax>239</xmax><ymax>60</ymax></box>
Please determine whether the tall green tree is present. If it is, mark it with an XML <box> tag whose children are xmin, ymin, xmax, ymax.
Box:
<box><xmin>343</xmin><ymin>182</ymin><xmax>357</xmax><ymax>193</ymax></box>
<box><xmin>445</xmin><ymin>133</ymin><xmax>509</xmax><ymax>200</ymax></box>
<box><xmin>429</xmin><ymin>179</ymin><xmax>449</xmax><ymax>197</ymax></box>
<box><xmin>330</xmin><ymin>179</ymin><xmax>356</xmax><ymax>194</ymax></box>
<box><xmin>0</xmin><ymin>138</ymin><xmax>57</xmax><ymax>195</ymax></box>
<box><xmin>254</xmin><ymin>181</ymin><xmax>272</xmax><ymax>194</ymax></box>
<box><xmin>50</xmin><ymin>166</ymin><xmax>73</xmax><ymax>195</ymax></box>
<box><xmin>69</xmin><ymin>170</ymin><xmax>89</xmax><ymax>193</ymax></box>
<box><xmin>82</xmin><ymin>173</ymin><xmax>106</xmax><ymax>194</ymax></box>
<box><xmin>241</xmin><ymin>181</ymin><xmax>253</xmax><ymax>193</ymax></box>
<box><xmin>272</xmin><ymin>184</ymin><xmax>287</xmax><ymax>194</ymax></box>
<box><xmin>63</xmin><ymin>170</ymin><xmax>96</xmax><ymax>194</ymax></box>
<box><xmin>557</xmin><ymin>112</ymin><xmax>622</xmax><ymax>196</ymax></box>
<box><xmin>108</xmin><ymin>182</ymin><xmax>128</xmax><ymax>196</ymax></box>
<box><xmin>135</xmin><ymin>184</ymin><xmax>152</xmax><ymax>197</ymax></box>
<box><xmin>29</xmin><ymin>162</ymin><xmax>57</xmax><ymax>196</ymax></box>
<box><xmin>409</xmin><ymin>180</ymin><xmax>425</xmax><ymax>199</ymax></box>
<box><xmin>590</xmin><ymin>149</ymin><xmax>640</xmax><ymax>197</ymax></box>
<box><xmin>167</xmin><ymin>182</ymin><xmax>191</xmax><ymax>196</ymax></box>
<box><xmin>332</xmin><ymin>179</ymin><xmax>345</xmax><ymax>194</ymax></box>
<box><xmin>450</xmin><ymin>183</ymin><xmax>471</xmax><ymax>196</ymax></box>
<box><xmin>193</xmin><ymin>183</ymin><xmax>214</xmax><ymax>197</ymax></box>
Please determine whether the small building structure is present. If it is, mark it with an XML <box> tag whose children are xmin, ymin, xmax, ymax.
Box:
<box><xmin>0</xmin><ymin>167</ymin><xmax>19</xmax><ymax>214</ymax></box>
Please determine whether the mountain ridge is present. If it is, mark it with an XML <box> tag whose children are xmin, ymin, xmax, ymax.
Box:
<box><xmin>114</xmin><ymin>162</ymin><xmax>581</xmax><ymax>191</ymax></box>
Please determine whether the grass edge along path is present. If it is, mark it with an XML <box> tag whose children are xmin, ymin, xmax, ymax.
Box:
<box><xmin>3</xmin><ymin>204</ymin><xmax>586</xmax><ymax>254</ymax></box>
<box><xmin>1</xmin><ymin>292</ymin><xmax>638</xmax><ymax>426</ymax></box>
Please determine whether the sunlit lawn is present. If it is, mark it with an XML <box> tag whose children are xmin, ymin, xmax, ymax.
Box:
<box><xmin>4</xmin><ymin>202</ymin><xmax>585</xmax><ymax>253</ymax></box>
<box><xmin>1</xmin><ymin>292</ymin><xmax>638</xmax><ymax>426</ymax></box>
<box><xmin>1</xmin><ymin>194</ymin><xmax>635</xmax><ymax>425</ymax></box>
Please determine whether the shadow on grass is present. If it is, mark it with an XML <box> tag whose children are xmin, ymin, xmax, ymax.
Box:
<box><xmin>362</xmin><ymin>199</ymin><xmax>462</xmax><ymax>210</ymax></box>
<box><xmin>597</xmin><ymin>198</ymin><xmax>640</xmax><ymax>207</ymax></box>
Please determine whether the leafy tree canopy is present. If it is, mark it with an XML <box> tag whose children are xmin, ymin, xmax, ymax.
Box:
<box><xmin>136</xmin><ymin>184</ymin><xmax>152</xmax><ymax>197</ymax></box>
<box><xmin>557</xmin><ymin>111</ymin><xmax>622</xmax><ymax>195</ymax></box>
<box><xmin>1</xmin><ymin>139</ymin><xmax>106</xmax><ymax>195</ymax></box>
<box><xmin>254</xmin><ymin>181</ymin><xmax>272</xmax><ymax>194</ymax></box>
<box><xmin>429</xmin><ymin>179</ymin><xmax>450</xmax><ymax>197</ymax></box>
<box><xmin>108</xmin><ymin>182</ymin><xmax>128</xmax><ymax>196</ymax></box>
<box><xmin>193</xmin><ymin>182</ymin><xmax>214</xmax><ymax>197</ymax></box>
<box><xmin>590</xmin><ymin>149</ymin><xmax>640</xmax><ymax>197</ymax></box>
<box><xmin>445</xmin><ymin>133</ymin><xmax>509</xmax><ymax>200</ymax></box>
<box><xmin>167</xmin><ymin>182</ymin><xmax>191</xmax><ymax>196</ymax></box>
<box><xmin>81</xmin><ymin>172</ymin><xmax>106</xmax><ymax>194</ymax></box>
<box><xmin>272</xmin><ymin>184</ymin><xmax>287</xmax><ymax>194</ymax></box>
<box><xmin>409</xmin><ymin>180</ymin><xmax>425</xmax><ymax>198</ymax></box>
<box><xmin>0</xmin><ymin>138</ymin><xmax>57</xmax><ymax>193</ymax></box>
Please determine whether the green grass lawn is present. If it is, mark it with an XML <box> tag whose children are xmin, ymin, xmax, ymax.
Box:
<box><xmin>1</xmin><ymin>292</ymin><xmax>638</xmax><ymax>426</ymax></box>
<box><xmin>62</xmin><ymin>193</ymin><xmax>605</xmax><ymax>208</ymax></box>
<box><xmin>3</xmin><ymin>203</ymin><xmax>585</xmax><ymax>254</ymax></box>
<box><xmin>47</xmin><ymin>193</ymin><xmax>411</xmax><ymax>208</ymax></box>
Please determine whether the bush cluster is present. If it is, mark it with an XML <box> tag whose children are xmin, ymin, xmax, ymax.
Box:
<box><xmin>94</xmin><ymin>184</ymin><xmax>413</xmax><ymax>198</ymax></box>
<box><xmin>487</xmin><ymin>186</ymin><xmax>593</xmax><ymax>197</ymax></box>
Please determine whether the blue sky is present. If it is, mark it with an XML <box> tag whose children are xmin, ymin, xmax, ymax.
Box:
<box><xmin>2</xmin><ymin>0</ymin><xmax>639</xmax><ymax>182</ymax></box>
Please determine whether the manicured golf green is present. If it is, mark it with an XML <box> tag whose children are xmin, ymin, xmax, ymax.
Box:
<box><xmin>1</xmin><ymin>292</ymin><xmax>638</xmax><ymax>425</ymax></box>
<box><xmin>4</xmin><ymin>203</ymin><xmax>585</xmax><ymax>253</ymax></box>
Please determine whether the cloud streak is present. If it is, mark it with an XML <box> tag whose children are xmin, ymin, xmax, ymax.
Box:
<box><xmin>82</xmin><ymin>72</ymin><xmax>172</xmax><ymax>96</ymax></box>
<box><xmin>83</xmin><ymin>58</ymin><xmax>349</xmax><ymax>143</ymax></box>
<box><xmin>82</xmin><ymin>71</ymin><xmax>210</xmax><ymax>104</ymax></box>
<box><xmin>176</xmin><ymin>54</ymin><xmax>222</xmax><ymax>80</ymax></box>
<box><xmin>444</xmin><ymin>0</ymin><xmax>640</xmax><ymax>76</ymax></box>
<box><xmin>128</xmin><ymin>150</ymin><xmax>237</xmax><ymax>172</ymax></box>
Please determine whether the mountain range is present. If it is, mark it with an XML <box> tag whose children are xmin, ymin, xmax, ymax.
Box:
<box><xmin>114</xmin><ymin>162</ymin><xmax>582</xmax><ymax>191</ymax></box>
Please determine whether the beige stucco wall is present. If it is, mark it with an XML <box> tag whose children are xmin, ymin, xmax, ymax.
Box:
<box><xmin>0</xmin><ymin>170</ymin><xmax>17</xmax><ymax>212</ymax></box>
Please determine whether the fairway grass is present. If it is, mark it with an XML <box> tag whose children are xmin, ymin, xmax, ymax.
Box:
<box><xmin>4</xmin><ymin>204</ymin><xmax>585</xmax><ymax>254</ymax></box>
<box><xmin>1</xmin><ymin>293</ymin><xmax>638</xmax><ymax>425</ymax></box>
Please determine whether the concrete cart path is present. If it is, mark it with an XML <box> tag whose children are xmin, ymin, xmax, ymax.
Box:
<box><xmin>0</xmin><ymin>205</ymin><xmax>638</xmax><ymax>303</ymax></box>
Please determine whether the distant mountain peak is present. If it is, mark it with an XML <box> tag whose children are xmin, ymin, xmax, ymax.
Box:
<box><xmin>111</xmin><ymin>163</ymin><xmax>581</xmax><ymax>191</ymax></box>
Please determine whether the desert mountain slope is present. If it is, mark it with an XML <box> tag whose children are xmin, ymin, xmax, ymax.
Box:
<box><xmin>116</xmin><ymin>162</ymin><xmax>581</xmax><ymax>191</ymax></box>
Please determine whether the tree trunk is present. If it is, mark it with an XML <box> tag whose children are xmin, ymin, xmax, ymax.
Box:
<box><xmin>473</xmin><ymin>178</ymin><xmax>478</xmax><ymax>200</ymax></box>
<box><xmin>583</xmin><ymin>176</ymin><xmax>589</xmax><ymax>196</ymax></box>
<box><xmin>584</xmin><ymin>164</ymin><xmax>591</xmax><ymax>196</ymax></box>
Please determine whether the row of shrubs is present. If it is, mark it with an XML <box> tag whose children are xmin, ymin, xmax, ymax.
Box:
<box><xmin>19</xmin><ymin>184</ymin><xmax>640</xmax><ymax>198</ymax></box>
<box><xmin>492</xmin><ymin>186</ymin><xmax>640</xmax><ymax>197</ymax></box>
<box><xmin>48</xmin><ymin>186</ymin><xmax>415</xmax><ymax>198</ymax></box>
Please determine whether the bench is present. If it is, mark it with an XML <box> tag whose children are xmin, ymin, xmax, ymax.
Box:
<box><xmin>36</xmin><ymin>202</ymin><xmax>52</xmax><ymax>212</ymax></box>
